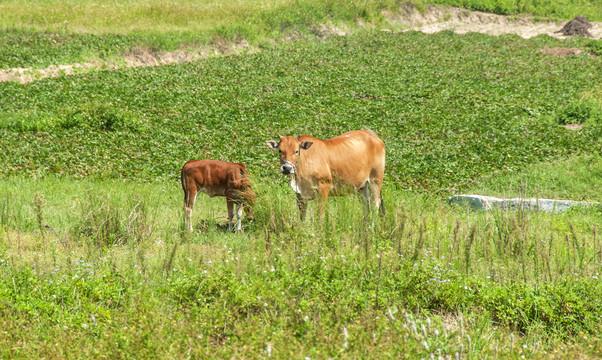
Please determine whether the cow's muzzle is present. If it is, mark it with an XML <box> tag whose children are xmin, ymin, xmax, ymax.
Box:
<box><xmin>280</xmin><ymin>160</ymin><xmax>296</xmax><ymax>175</ymax></box>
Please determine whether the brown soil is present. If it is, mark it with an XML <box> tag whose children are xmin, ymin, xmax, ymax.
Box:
<box><xmin>563</xmin><ymin>124</ymin><xmax>585</xmax><ymax>131</ymax></box>
<box><xmin>556</xmin><ymin>16</ymin><xmax>593</xmax><ymax>37</ymax></box>
<box><xmin>0</xmin><ymin>40</ymin><xmax>256</xmax><ymax>84</ymax></box>
<box><xmin>1</xmin><ymin>5</ymin><xmax>600</xmax><ymax>84</ymax></box>
<box><xmin>540</xmin><ymin>47</ymin><xmax>583</xmax><ymax>56</ymax></box>
<box><xmin>385</xmin><ymin>4</ymin><xmax>601</xmax><ymax>39</ymax></box>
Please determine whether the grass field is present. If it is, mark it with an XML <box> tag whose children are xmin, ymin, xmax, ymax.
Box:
<box><xmin>1</xmin><ymin>31</ymin><xmax>601</xmax><ymax>193</ymax></box>
<box><xmin>1</xmin><ymin>173</ymin><xmax>602</xmax><ymax>358</ymax></box>
<box><xmin>1</xmin><ymin>0</ymin><xmax>602</xmax><ymax>358</ymax></box>
<box><xmin>2</xmin><ymin>0</ymin><xmax>600</xmax><ymax>36</ymax></box>
<box><xmin>1</xmin><ymin>0</ymin><xmax>601</xmax><ymax>70</ymax></box>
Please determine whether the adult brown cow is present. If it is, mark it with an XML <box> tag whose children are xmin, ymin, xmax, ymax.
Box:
<box><xmin>181</xmin><ymin>160</ymin><xmax>256</xmax><ymax>232</ymax></box>
<box><xmin>265</xmin><ymin>130</ymin><xmax>385</xmax><ymax>220</ymax></box>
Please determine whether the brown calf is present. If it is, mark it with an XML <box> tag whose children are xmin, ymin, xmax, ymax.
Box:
<box><xmin>181</xmin><ymin>160</ymin><xmax>256</xmax><ymax>232</ymax></box>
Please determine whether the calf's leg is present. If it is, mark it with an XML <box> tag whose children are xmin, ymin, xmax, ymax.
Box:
<box><xmin>227</xmin><ymin>198</ymin><xmax>234</xmax><ymax>231</ymax></box>
<box><xmin>183</xmin><ymin>183</ymin><xmax>197</xmax><ymax>232</ymax></box>
<box><xmin>235</xmin><ymin>203</ymin><xmax>243</xmax><ymax>231</ymax></box>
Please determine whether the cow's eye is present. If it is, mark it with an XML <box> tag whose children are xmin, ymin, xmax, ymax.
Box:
<box><xmin>295</xmin><ymin>150</ymin><xmax>299</xmax><ymax>154</ymax></box>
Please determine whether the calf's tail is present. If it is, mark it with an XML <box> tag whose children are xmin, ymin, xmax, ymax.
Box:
<box><xmin>181</xmin><ymin>167</ymin><xmax>189</xmax><ymax>207</ymax></box>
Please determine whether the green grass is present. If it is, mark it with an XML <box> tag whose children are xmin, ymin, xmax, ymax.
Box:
<box><xmin>0</xmin><ymin>176</ymin><xmax>601</xmax><ymax>358</ymax></box>
<box><xmin>421</xmin><ymin>0</ymin><xmax>602</xmax><ymax>19</ymax></box>
<box><xmin>468</xmin><ymin>155</ymin><xmax>602</xmax><ymax>201</ymax></box>
<box><xmin>1</xmin><ymin>31</ymin><xmax>601</xmax><ymax>194</ymax></box>
<box><xmin>1</xmin><ymin>0</ymin><xmax>599</xmax><ymax>36</ymax></box>
<box><xmin>1</xmin><ymin>0</ymin><xmax>601</xmax><ymax>70</ymax></box>
<box><xmin>0</xmin><ymin>30</ymin><xmax>141</xmax><ymax>70</ymax></box>
<box><xmin>1</xmin><ymin>0</ymin><xmax>602</xmax><ymax>357</ymax></box>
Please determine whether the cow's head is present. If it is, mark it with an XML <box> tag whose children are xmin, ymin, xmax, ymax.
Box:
<box><xmin>265</xmin><ymin>135</ymin><xmax>313</xmax><ymax>175</ymax></box>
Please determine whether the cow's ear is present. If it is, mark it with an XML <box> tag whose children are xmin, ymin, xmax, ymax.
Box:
<box><xmin>265</xmin><ymin>140</ymin><xmax>279</xmax><ymax>149</ymax></box>
<box><xmin>300</xmin><ymin>141</ymin><xmax>313</xmax><ymax>150</ymax></box>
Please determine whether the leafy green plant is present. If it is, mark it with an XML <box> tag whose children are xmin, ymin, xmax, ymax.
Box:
<box><xmin>585</xmin><ymin>40</ymin><xmax>602</xmax><ymax>56</ymax></box>
<box><xmin>556</xmin><ymin>100</ymin><xmax>602</xmax><ymax>125</ymax></box>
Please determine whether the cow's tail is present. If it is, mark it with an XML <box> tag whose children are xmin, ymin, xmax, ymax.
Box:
<box><xmin>181</xmin><ymin>166</ymin><xmax>189</xmax><ymax>208</ymax></box>
<box><xmin>379</xmin><ymin>191</ymin><xmax>386</xmax><ymax>216</ymax></box>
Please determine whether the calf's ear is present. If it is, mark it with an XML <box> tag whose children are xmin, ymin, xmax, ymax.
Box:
<box><xmin>265</xmin><ymin>140</ymin><xmax>279</xmax><ymax>149</ymax></box>
<box><xmin>300</xmin><ymin>141</ymin><xmax>313</xmax><ymax>150</ymax></box>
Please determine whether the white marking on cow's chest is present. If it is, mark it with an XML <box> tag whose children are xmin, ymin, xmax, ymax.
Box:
<box><xmin>289</xmin><ymin>177</ymin><xmax>302</xmax><ymax>194</ymax></box>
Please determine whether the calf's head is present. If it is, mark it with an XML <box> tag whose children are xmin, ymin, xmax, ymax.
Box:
<box><xmin>265</xmin><ymin>135</ymin><xmax>313</xmax><ymax>175</ymax></box>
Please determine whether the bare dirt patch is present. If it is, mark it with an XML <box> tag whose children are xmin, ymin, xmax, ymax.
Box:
<box><xmin>0</xmin><ymin>40</ymin><xmax>256</xmax><ymax>84</ymax></box>
<box><xmin>563</xmin><ymin>124</ymin><xmax>586</xmax><ymax>131</ymax></box>
<box><xmin>2</xmin><ymin>5</ymin><xmax>601</xmax><ymax>84</ymax></box>
<box><xmin>540</xmin><ymin>47</ymin><xmax>583</xmax><ymax>56</ymax></box>
<box><xmin>384</xmin><ymin>4</ymin><xmax>602</xmax><ymax>39</ymax></box>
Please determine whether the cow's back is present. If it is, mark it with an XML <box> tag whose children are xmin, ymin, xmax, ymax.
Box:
<box><xmin>300</xmin><ymin>130</ymin><xmax>385</xmax><ymax>189</ymax></box>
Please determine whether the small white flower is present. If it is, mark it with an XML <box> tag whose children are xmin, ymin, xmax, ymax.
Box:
<box><xmin>387</xmin><ymin>308</ymin><xmax>395</xmax><ymax>321</ymax></box>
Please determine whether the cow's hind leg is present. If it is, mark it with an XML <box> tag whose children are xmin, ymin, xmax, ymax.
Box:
<box><xmin>361</xmin><ymin>184</ymin><xmax>372</xmax><ymax>212</ymax></box>
<box><xmin>370</xmin><ymin>181</ymin><xmax>385</xmax><ymax>215</ymax></box>
<box><xmin>360</xmin><ymin>183</ymin><xmax>376</xmax><ymax>225</ymax></box>
<box><xmin>370</xmin><ymin>166</ymin><xmax>385</xmax><ymax>215</ymax></box>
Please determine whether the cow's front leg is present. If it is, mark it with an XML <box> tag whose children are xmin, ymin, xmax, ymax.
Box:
<box><xmin>227</xmin><ymin>198</ymin><xmax>234</xmax><ymax>231</ymax></box>
<box><xmin>317</xmin><ymin>181</ymin><xmax>330</xmax><ymax>221</ymax></box>
<box><xmin>296</xmin><ymin>193</ymin><xmax>308</xmax><ymax>221</ymax></box>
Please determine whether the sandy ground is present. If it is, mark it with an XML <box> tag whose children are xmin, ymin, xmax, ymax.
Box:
<box><xmin>386</xmin><ymin>5</ymin><xmax>601</xmax><ymax>39</ymax></box>
<box><xmin>1</xmin><ymin>5</ymin><xmax>600</xmax><ymax>84</ymax></box>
